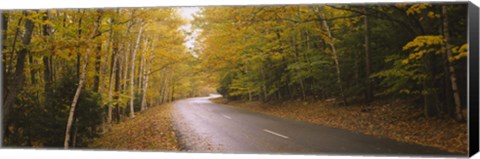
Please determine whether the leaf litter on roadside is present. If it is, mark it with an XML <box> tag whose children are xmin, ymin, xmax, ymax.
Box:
<box><xmin>89</xmin><ymin>103</ymin><xmax>179</xmax><ymax>151</ymax></box>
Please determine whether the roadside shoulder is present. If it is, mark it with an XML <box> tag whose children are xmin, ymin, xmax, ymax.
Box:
<box><xmin>89</xmin><ymin>103</ymin><xmax>179</xmax><ymax>151</ymax></box>
<box><xmin>209</xmin><ymin>97</ymin><xmax>467</xmax><ymax>154</ymax></box>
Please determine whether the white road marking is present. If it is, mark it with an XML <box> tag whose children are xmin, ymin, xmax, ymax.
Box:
<box><xmin>263</xmin><ymin>129</ymin><xmax>289</xmax><ymax>139</ymax></box>
<box><xmin>222</xmin><ymin>114</ymin><xmax>232</xmax><ymax>119</ymax></box>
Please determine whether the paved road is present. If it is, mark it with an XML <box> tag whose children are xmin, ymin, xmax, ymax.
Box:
<box><xmin>171</xmin><ymin>95</ymin><xmax>461</xmax><ymax>156</ymax></box>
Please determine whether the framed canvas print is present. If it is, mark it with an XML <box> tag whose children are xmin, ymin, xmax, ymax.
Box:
<box><xmin>0</xmin><ymin>0</ymin><xmax>478</xmax><ymax>158</ymax></box>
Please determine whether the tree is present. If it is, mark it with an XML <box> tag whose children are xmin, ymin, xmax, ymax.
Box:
<box><xmin>363</xmin><ymin>7</ymin><xmax>373</xmax><ymax>103</ymax></box>
<box><xmin>129</xmin><ymin>24</ymin><xmax>143</xmax><ymax>118</ymax></box>
<box><xmin>1</xmin><ymin>4</ymin><xmax>467</xmax><ymax>148</ymax></box>
<box><xmin>441</xmin><ymin>6</ymin><xmax>463</xmax><ymax>121</ymax></box>
<box><xmin>64</xmin><ymin>12</ymin><xmax>102</xmax><ymax>149</ymax></box>
<box><xmin>195</xmin><ymin>4</ymin><xmax>466</xmax><ymax>120</ymax></box>
<box><xmin>319</xmin><ymin>10</ymin><xmax>347</xmax><ymax>106</ymax></box>
<box><xmin>3</xmin><ymin>11</ymin><xmax>34</xmax><ymax>144</ymax></box>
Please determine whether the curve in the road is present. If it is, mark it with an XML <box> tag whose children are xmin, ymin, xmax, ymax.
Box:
<box><xmin>171</xmin><ymin>96</ymin><xmax>463</xmax><ymax>157</ymax></box>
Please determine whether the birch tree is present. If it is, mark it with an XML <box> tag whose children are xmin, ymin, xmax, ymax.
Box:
<box><xmin>64</xmin><ymin>12</ymin><xmax>102</xmax><ymax>149</ymax></box>
<box><xmin>442</xmin><ymin>6</ymin><xmax>463</xmax><ymax>121</ymax></box>
<box><xmin>129</xmin><ymin>25</ymin><xmax>143</xmax><ymax>118</ymax></box>
<box><xmin>320</xmin><ymin>11</ymin><xmax>347</xmax><ymax>106</ymax></box>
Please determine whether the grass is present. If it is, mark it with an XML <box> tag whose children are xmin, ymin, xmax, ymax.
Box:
<box><xmin>211</xmin><ymin>97</ymin><xmax>467</xmax><ymax>154</ymax></box>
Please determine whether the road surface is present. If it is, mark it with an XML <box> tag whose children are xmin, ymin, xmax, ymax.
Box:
<box><xmin>171</xmin><ymin>95</ymin><xmax>461</xmax><ymax>156</ymax></box>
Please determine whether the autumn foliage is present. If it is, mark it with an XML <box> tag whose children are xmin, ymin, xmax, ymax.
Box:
<box><xmin>1</xmin><ymin>8</ymin><xmax>207</xmax><ymax>148</ymax></box>
<box><xmin>1</xmin><ymin>3</ymin><xmax>469</xmax><ymax>153</ymax></box>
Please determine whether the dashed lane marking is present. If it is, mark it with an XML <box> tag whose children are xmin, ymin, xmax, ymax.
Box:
<box><xmin>263</xmin><ymin>129</ymin><xmax>289</xmax><ymax>139</ymax></box>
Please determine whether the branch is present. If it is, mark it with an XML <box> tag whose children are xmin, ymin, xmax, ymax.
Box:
<box><xmin>148</xmin><ymin>62</ymin><xmax>176</xmax><ymax>75</ymax></box>
<box><xmin>327</xmin><ymin>5</ymin><xmax>418</xmax><ymax>36</ymax></box>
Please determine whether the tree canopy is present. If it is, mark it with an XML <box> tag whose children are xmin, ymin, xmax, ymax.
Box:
<box><xmin>194</xmin><ymin>4</ymin><xmax>467</xmax><ymax>118</ymax></box>
<box><xmin>1</xmin><ymin>3</ymin><xmax>469</xmax><ymax>148</ymax></box>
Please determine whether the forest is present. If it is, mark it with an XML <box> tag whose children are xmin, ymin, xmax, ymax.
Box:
<box><xmin>194</xmin><ymin>3</ymin><xmax>468</xmax><ymax>119</ymax></box>
<box><xmin>1</xmin><ymin>3</ymin><xmax>468</xmax><ymax>150</ymax></box>
<box><xmin>1</xmin><ymin>8</ymin><xmax>211</xmax><ymax>148</ymax></box>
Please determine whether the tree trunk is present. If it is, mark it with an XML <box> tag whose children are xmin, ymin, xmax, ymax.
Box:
<box><xmin>93</xmin><ymin>41</ymin><xmax>102</xmax><ymax>92</ymax></box>
<box><xmin>3</xmin><ymin>13</ymin><xmax>22</xmax><ymax>105</ymax></box>
<box><xmin>122</xmin><ymin>42</ymin><xmax>130</xmax><ymax>97</ymax></box>
<box><xmin>50</xmin><ymin>56</ymin><xmax>55</xmax><ymax>83</ymax></box>
<box><xmin>64</xmin><ymin>47</ymin><xmax>90</xmax><ymax>149</ymax></box>
<box><xmin>116</xmin><ymin>33</ymin><xmax>125</xmax><ymax>122</ymax></box>
<box><xmin>28</xmin><ymin>54</ymin><xmax>36</xmax><ymax>85</ymax></box>
<box><xmin>43</xmin><ymin>56</ymin><xmax>52</xmax><ymax>106</ymax></box>
<box><xmin>170</xmin><ymin>84</ymin><xmax>175</xmax><ymax>102</ymax></box>
<box><xmin>140</xmin><ymin>39</ymin><xmax>153</xmax><ymax>111</ymax></box>
<box><xmin>72</xmin><ymin>119</ymin><xmax>78</xmax><ymax>148</ymax></box>
<box><xmin>42</xmin><ymin>11</ymin><xmax>53</xmax><ymax>109</ymax></box>
<box><xmin>1</xmin><ymin>12</ymin><xmax>7</xmax><ymax>115</ymax></box>
<box><xmin>291</xmin><ymin>33</ymin><xmax>306</xmax><ymax>100</ymax></box>
<box><xmin>2</xmin><ymin>13</ymin><xmax>7</xmax><ymax>75</ymax></box>
<box><xmin>107</xmin><ymin>42</ymin><xmax>117</xmax><ymax>124</ymax></box>
<box><xmin>442</xmin><ymin>34</ymin><xmax>453</xmax><ymax>116</ymax></box>
<box><xmin>7</xmin><ymin>13</ymin><xmax>24</xmax><ymax>75</ymax></box>
<box><xmin>137</xmin><ymin>56</ymin><xmax>144</xmax><ymax>92</ymax></box>
<box><xmin>1</xmin><ymin>12</ymin><xmax>7</xmax><ymax>51</ymax></box>
<box><xmin>93</xmin><ymin>11</ymin><xmax>104</xmax><ymax>92</ymax></box>
<box><xmin>167</xmin><ymin>71</ymin><xmax>174</xmax><ymax>102</ymax></box>
<box><xmin>2</xmin><ymin>13</ymin><xmax>34</xmax><ymax>144</ymax></box>
<box><xmin>76</xmin><ymin>9</ymin><xmax>83</xmax><ymax>81</ymax></box>
<box><xmin>64</xmin><ymin>13</ymin><xmax>101</xmax><ymax>149</ymax></box>
<box><xmin>129</xmin><ymin>26</ymin><xmax>143</xmax><ymax>118</ymax></box>
<box><xmin>141</xmin><ymin>59</ymin><xmax>151</xmax><ymax>111</ymax></box>
<box><xmin>320</xmin><ymin>11</ymin><xmax>347</xmax><ymax>106</ymax></box>
<box><xmin>114</xmin><ymin>47</ymin><xmax>121</xmax><ymax>123</ymax></box>
<box><xmin>260</xmin><ymin>65</ymin><xmax>268</xmax><ymax>101</ymax></box>
<box><xmin>442</xmin><ymin>6</ymin><xmax>463</xmax><ymax>121</ymax></box>
<box><xmin>99</xmin><ymin>18</ymin><xmax>114</xmax><ymax>105</ymax></box>
<box><xmin>109</xmin><ymin>9</ymin><xmax>120</xmax><ymax>124</ymax></box>
<box><xmin>422</xmin><ymin>80</ymin><xmax>433</xmax><ymax>117</ymax></box>
<box><xmin>137</xmin><ymin>40</ymin><xmax>147</xmax><ymax>90</ymax></box>
<box><xmin>363</xmin><ymin>7</ymin><xmax>373</xmax><ymax>103</ymax></box>
<box><xmin>160</xmin><ymin>70</ymin><xmax>168</xmax><ymax>103</ymax></box>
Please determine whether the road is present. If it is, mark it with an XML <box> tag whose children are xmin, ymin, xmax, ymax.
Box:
<box><xmin>171</xmin><ymin>95</ymin><xmax>460</xmax><ymax>156</ymax></box>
